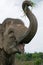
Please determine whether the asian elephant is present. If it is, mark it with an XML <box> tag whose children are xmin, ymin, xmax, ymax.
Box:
<box><xmin>0</xmin><ymin>0</ymin><xmax>38</xmax><ymax>65</ymax></box>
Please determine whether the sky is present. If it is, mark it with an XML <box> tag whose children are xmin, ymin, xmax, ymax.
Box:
<box><xmin>0</xmin><ymin>0</ymin><xmax>43</xmax><ymax>53</ymax></box>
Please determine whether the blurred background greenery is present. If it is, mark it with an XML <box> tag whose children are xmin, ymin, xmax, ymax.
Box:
<box><xmin>15</xmin><ymin>53</ymin><xmax>43</xmax><ymax>65</ymax></box>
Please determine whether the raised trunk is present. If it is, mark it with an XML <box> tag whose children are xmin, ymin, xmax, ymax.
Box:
<box><xmin>17</xmin><ymin>1</ymin><xmax>38</xmax><ymax>44</ymax></box>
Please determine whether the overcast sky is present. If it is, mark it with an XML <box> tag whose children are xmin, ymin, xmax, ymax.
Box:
<box><xmin>0</xmin><ymin>0</ymin><xmax>43</xmax><ymax>53</ymax></box>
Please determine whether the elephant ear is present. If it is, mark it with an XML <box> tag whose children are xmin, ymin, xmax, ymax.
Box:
<box><xmin>0</xmin><ymin>24</ymin><xmax>3</xmax><ymax>48</ymax></box>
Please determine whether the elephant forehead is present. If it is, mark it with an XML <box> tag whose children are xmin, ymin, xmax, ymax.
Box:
<box><xmin>14</xmin><ymin>24</ymin><xmax>27</xmax><ymax>40</ymax></box>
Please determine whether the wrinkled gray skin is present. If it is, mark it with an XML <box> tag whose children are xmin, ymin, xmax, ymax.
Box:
<box><xmin>0</xmin><ymin>1</ymin><xmax>38</xmax><ymax>65</ymax></box>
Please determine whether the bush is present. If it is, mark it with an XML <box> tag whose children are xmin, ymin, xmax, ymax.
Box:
<box><xmin>34</xmin><ymin>58</ymin><xmax>42</xmax><ymax>65</ymax></box>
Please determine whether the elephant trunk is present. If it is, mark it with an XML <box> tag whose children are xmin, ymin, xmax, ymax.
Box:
<box><xmin>18</xmin><ymin>1</ymin><xmax>38</xmax><ymax>44</ymax></box>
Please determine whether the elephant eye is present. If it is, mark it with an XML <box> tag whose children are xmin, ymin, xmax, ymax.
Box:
<box><xmin>8</xmin><ymin>30</ymin><xmax>14</xmax><ymax>34</ymax></box>
<box><xmin>9</xmin><ymin>31</ymin><xmax>13</xmax><ymax>34</ymax></box>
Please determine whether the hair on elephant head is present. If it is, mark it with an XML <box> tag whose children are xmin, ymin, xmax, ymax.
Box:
<box><xmin>0</xmin><ymin>0</ymin><xmax>38</xmax><ymax>55</ymax></box>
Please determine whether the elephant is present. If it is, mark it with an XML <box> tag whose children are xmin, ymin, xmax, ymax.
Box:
<box><xmin>0</xmin><ymin>0</ymin><xmax>38</xmax><ymax>65</ymax></box>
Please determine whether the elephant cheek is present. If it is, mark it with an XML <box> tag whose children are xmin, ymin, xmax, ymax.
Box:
<box><xmin>17</xmin><ymin>44</ymin><xmax>25</xmax><ymax>53</ymax></box>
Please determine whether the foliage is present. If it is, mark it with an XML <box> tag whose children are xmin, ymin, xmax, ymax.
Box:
<box><xmin>16</xmin><ymin>52</ymin><xmax>43</xmax><ymax>60</ymax></box>
<box><xmin>32</xmin><ymin>52</ymin><xmax>40</xmax><ymax>60</ymax></box>
<box><xmin>15</xmin><ymin>52</ymin><xmax>43</xmax><ymax>65</ymax></box>
<box><xmin>25</xmin><ymin>53</ymin><xmax>32</xmax><ymax>61</ymax></box>
<box><xmin>34</xmin><ymin>58</ymin><xmax>42</xmax><ymax>65</ymax></box>
<box><xmin>39</xmin><ymin>52</ymin><xmax>43</xmax><ymax>59</ymax></box>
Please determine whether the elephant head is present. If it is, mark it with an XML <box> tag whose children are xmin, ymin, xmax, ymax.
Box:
<box><xmin>0</xmin><ymin>1</ymin><xmax>38</xmax><ymax>54</ymax></box>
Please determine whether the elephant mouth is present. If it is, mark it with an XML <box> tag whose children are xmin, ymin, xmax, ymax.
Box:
<box><xmin>6</xmin><ymin>43</ymin><xmax>24</xmax><ymax>55</ymax></box>
<box><xmin>5</xmin><ymin>43</ymin><xmax>18</xmax><ymax>54</ymax></box>
<box><xmin>6</xmin><ymin>47</ymin><xmax>18</xmax><ymax>54</ymax></box>
<box><xmin>5</xmin><ymin>34</ymin><xmax>25</xmax><ymax>54</ymax></box>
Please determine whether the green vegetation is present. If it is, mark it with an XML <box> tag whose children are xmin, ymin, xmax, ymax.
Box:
<box><xmin>34</xmin><ymin>58</ymin><xmax>42</xmax><ymax>65</ymax></box>
<box><xmin>15</xmin><ymin>52</ymin><xmax>43</xmax><ymax>65</ymax></box>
